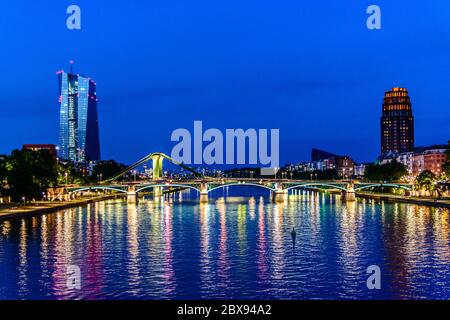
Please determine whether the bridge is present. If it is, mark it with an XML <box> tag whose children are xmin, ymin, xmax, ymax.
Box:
<box><xmin>53</xmin><ymin>152</ymin><xmax>413</xmax><ymax>203</ymax></box>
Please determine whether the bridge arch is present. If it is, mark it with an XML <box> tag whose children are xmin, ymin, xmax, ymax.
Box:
<box><xmin>354</xmin><ymin>184</ymin><xmax>413</xmax><ymax>191</ymax></box>
<box><xmin>284</xmin><ymin>183</ymin><xmax>348</xmax><ymax>192</ymax></box>
<box><xmin>135</xmin><ymin>184</ymin><xmax>201</xmax><ymax>194</ymax></box>
<box><xmin>208</xmin><ymin>183</ymin><xmax>276</xmax><ymax>193</ymax></box>
<box><xmin>104</xmin><ymin>152</ymin><xmax>202</xmax><ymax>183</ymax></box>
<box><xmin>68</xmin><ymin>186</ymin><xmax>128</xmax><ymax>194</ymax></box>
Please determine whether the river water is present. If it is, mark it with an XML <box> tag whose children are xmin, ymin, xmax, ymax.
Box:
<box><xmin>0</xmin><ymin>188</ymin><xmax>449</xmax><ymax>299</ymax></box>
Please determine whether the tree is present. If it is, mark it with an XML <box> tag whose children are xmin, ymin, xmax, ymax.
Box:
<box><xmin>364</xmin><ymin>160</ymin><xmax>408</xmax><ymax>182</ymax></box>
<box><xmin>0</xmin><ymin>155</ymin><xmax>7</xmax><ymax>196</ymax></box>
<box><xmin>444</xmin><ymin>140</ymin><xmax>450</xmax><ymax>179</ymax></box>
<box><xmin>57</xmin><ymin>161</ymin><xmax>89</xmax><ymax>185</ymax></box>
<box><xmin>415</xmin><ymin>170</ymin><xmax>436</xmax><ymax>193</ymax></box>
<box><xmin>91</xmin><ymin>160</ymin><xmax>126</xmax><ymax>181</ymax></box>
<box><xmin>5</xmin><ymin>149</ymin><xmax>57</xmax><ymax>202</ymax></box>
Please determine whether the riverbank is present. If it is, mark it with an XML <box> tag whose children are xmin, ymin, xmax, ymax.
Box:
<box><xmin>312</xmin><ymin>189</ymin><xmax>450</xmax><ymax>209</ymax></box>
<box><xmin>355</xmin><ymin>192</ymin><xmax>450</xmax><ymax>209</ymax></box>
<box><xmin>0</xmin><ymin>187</ymin><xmax>187</xmax><ymax>221</ymax></box>
<box><xmin>0</xmin><ymin>194</ymin><xmax>125</xmax><ymax>221</ymax></box>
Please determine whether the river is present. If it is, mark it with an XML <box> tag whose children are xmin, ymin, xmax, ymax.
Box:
<box><xmin>0</xmin><ymin>188</ymin><xmax>449</xmax><ymax>299</ymax></box>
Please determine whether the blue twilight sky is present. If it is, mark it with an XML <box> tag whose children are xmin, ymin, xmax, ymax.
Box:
<box><xmin>0</xmin><ymin>0</ymin><xmax>449</xmax><ymax>165</ymax></box>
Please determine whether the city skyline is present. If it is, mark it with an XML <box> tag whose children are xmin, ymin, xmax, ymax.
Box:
<box><xmin>0</xmin><ymin>2</ymin><xmax>449</xmax><ymax>303</ymax></box>
<box><xmin>0</xmin><ymin>1</ymin><xmax>449</xmax><ymax>165</ymax></box>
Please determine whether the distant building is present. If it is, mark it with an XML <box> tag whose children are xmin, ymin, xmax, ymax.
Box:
<box><xmin>286</xmin><ymin>148</ymin><xmax>356</xmax><ymax>178</ymax></box>
<box><xmin>380</xmin><ymin>145</ymin><xmax>447</xmax><ymax>177</ymax></box>
<box><xmin>354</xmin><ymin>163</ymin><xmax>369</xmax><ymax>177</ymax></box>
<box><xmin>381</xmin><ymin>87</ymin><xmax>414</xmax><ymax>155</ymax></box>
<box><xmin>412</xmin><ymin>146</ymin><xmax>447</xmax><ymax>176</ymax></box>
<box><xmin>311</xmin><ymin>148</ymin><xmax>338</xmax><ymax>162</ymax></box>
<box><xmin>23</xmin><ymin>144</ymin><xmax>57</xmax><ymax>159</ymax></box>
<box><xmin>57</xmin><ymin>68</ymin><xmax>100</xmax><ymax>163</ymax></box>
<box><xmin>335</xmin><ymin>156</ymin><xmax>355</xmax><ymax>178</ymax></box>
<box><xmin>396</xmin><ymin>151</ymin><xmax>414</xmax><ymax>174</ymax></box>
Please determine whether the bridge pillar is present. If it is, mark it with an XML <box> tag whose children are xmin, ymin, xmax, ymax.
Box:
<box><xmin>342</xmin><ymin>183</ymin><xmax>356</xmax><ymax>202</ymax></box>
<box><xmin>272</xmin><ymin>184</ymin><xmax>287</xmax><ymax>203</ymax></box>
<box><xmin>153</xmin><ymin>186</ymin><xmax>163</xmax><ymax>197</ymax></box>
<box><xmin>152</xmin><ymin>154</ymin><xmax>163</xmax><ymax>179</ymax></box>
<box><xmin>153</xmin><ymin>186</ymin><xmax>164</xmax><ymax>203</ymax></box>
<box><xmin>127</xmin><ymin>185</ymin><xmax>138</xmax><ymax>203</ymax></box>
<box><xmin>200</xmin><ymin>183</ymin><xmax>209</xmax><ymax>203</ymax></box>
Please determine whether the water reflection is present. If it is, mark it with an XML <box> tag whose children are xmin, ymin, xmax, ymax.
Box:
<box><xmin>0</xmin><ymin>190</ymin><xmax>448</xmax><ymax>300</ymax></box>
<box><xmin>127</xmin><ymin>203</ymin><xmax>140</xmax><ymax>293</ymax></box>
<box><xmin>161</xmin><ymin>202</ymin><xmax>176</xmax><ymax>296</ymax></box>
<box><xmin>257</xmin><ymin>197</ymin><xmax>268</xmax><ymax>284</ymax></box>
<box><xmin>199</xmin><ymin>202</ymin><xmax>213</xmax><ymax>296</ymax></box>
<box><xmin>216</xmin><ymin>199</ymin><xmax>230</xmax><ymax>290</ymax></box>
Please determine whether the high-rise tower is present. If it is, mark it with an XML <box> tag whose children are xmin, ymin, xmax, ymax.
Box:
<box><xmin>381</xmin><ymin>87</ymin><xmax>414</xmax><ymax>155</ymax></box>
<box><xmin>57</xmin><ymin>69</ymin><xmax>100</xmax><ymax>162</ymax></box>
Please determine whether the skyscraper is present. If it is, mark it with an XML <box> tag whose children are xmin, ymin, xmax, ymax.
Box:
<box><xmin>57</xmin><ymin>69</ymin><xmax>100</xmax><ymax>162</ymax></box>
<box><xmin>380</xmin><ymin>87</ymin><xmax>414</xmax><ymax>155</ymax></box>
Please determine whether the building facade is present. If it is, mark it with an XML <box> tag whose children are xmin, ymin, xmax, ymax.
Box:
<box><xmin>23</xmin><ymin>144</ymin><xmax>57</xmax><ymax>159</ymax></box>
<box><xmin>335</xmin><ymin>156</ymin><xmax>355</xmax><ymax>178</ymax></box>
<box><xmin>354</xmin><ymin>163</ymin><xmax>368</xmax><ymax>177</ymax></box>
<box><xmin>413</xmin><ymin>146</ymin><xmax>447</xmax><ymax>176</ymax></box>
<box><xmin>285</xmin><ymin>149</ymin><xmax>356</xmax><ymax>178</ymax></box>
<box><xmin>380</xmin><ymin>145</ymin><xmax>447</xmax><ymax>177</ymax></box>
<box><xmin>396</xmin><ymin>151</ymin><xmax>414</xmax><ymax>174</ymax></box>
<box><xmin>381</xmin><ymin>87</ymin><xmax>414</xmax><ymax>155</ymax></box>
<box><xmin>57</xmin><ymin>70</ymin><xmax>100</xmax><ymax>163</ymax></box>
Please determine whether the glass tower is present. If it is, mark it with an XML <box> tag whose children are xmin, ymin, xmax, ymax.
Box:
<box><xmin>381</xmin><ymin>87</ymin><xmax>414</xmax><ymax>155</ymax></box>
<box><xmin>57</xmin><ymin>71</ymin><xmax>100</xmax><ymax>162</ymax></box>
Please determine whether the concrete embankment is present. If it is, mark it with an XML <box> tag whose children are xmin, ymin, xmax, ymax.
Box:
<box><xmin>0</xmin><ymin>186</ymin><xmax>188</xmax><ymax>221</ymax></box>
<box><xmin>0</xmin><ymin>194</ymin><xmax>125</xmax><ymax>221</ymax></box>
<box><xmin>355</xmin><ymin>192</ymin><xmax>450</xmax><ymax>209</ymax></box>
<box><xmin>307</xmin><ymin>189</ymin><xmax>450</xmax><ymax>209</ymax></box>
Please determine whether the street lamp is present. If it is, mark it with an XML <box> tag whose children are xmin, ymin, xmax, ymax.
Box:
<box><xmin>65</xmin><ymin>172</ymin><xmax>68</xmax><ymax>185</ymax></box>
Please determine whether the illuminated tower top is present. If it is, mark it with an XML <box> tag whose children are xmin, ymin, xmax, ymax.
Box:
<box><xmin>380</xmin><ymin>87</ymin><xmax>414</xmax><ymax>155</ymax></box>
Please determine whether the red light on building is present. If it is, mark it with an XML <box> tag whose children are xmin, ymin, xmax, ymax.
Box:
<box><xmin>23</xmin><ymin>144</ymin><xmax>57</xmax><ymax>159</ymax></box>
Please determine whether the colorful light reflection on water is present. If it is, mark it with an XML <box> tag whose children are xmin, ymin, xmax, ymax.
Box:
<box><xmin>0</xmin><ymin>189</ymin><xmax>449</xmax><ymax>299</ymax></box>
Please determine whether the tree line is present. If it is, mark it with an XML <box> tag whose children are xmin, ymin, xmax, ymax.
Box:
<box><xmin>0</xmin><ymin>148</ymin><xmax>126</xmax><ymax>202</ymax></box>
